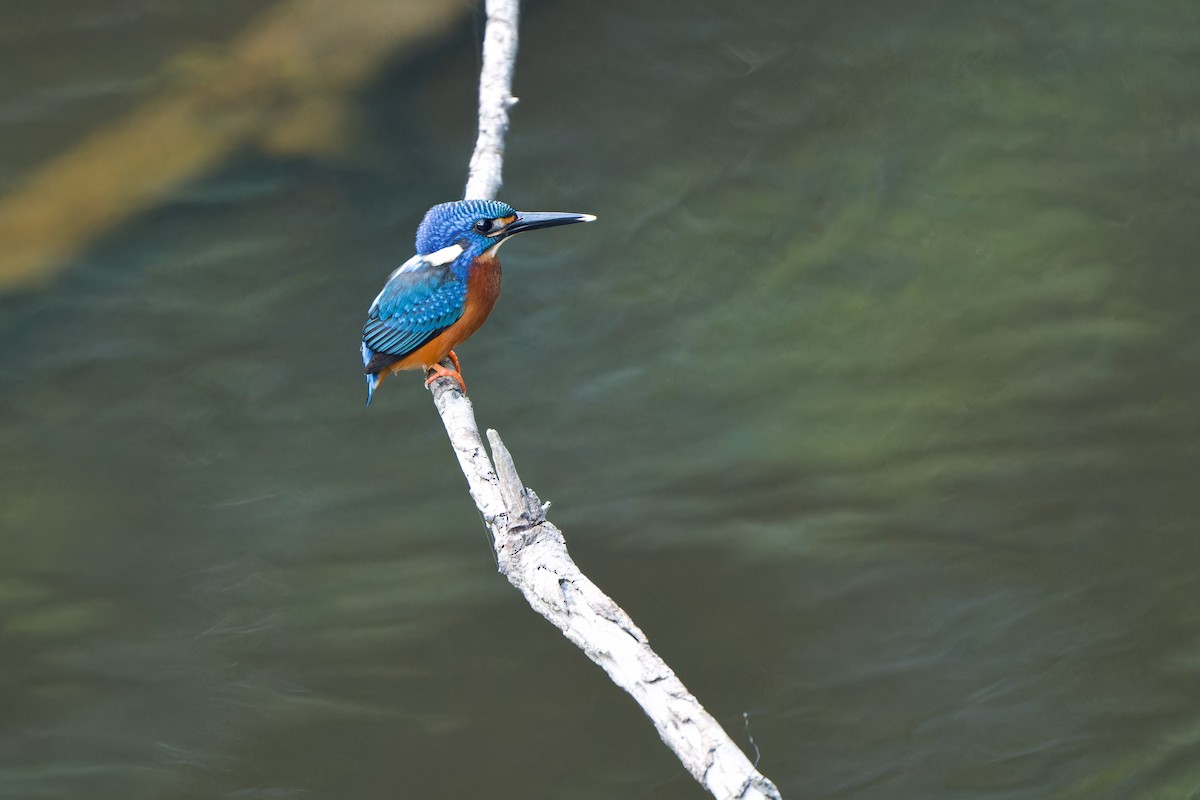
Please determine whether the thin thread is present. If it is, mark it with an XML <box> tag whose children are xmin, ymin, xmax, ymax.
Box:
<box><xmin>743</xmin><ymin>712</ymin><xmax>762</xmax><ymax>767</ymax></box>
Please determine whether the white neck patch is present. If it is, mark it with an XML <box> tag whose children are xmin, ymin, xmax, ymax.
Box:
<box><xmin>425</xmin><ymin>243</ymin><xmax>464</xmax><ymax>266</ymax></box>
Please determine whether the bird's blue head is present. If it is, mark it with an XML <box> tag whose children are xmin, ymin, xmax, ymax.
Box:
<box><xmin>414</xmin><ymin>199</ymin><xmax>595</xmax><ymax>274</ymax></box>
<box><xmin>415</xmin><ymin>199</ymin><xmax>515</xmax><ymax>255</ymax></box>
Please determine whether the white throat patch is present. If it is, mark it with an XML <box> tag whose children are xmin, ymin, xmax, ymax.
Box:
<box><xmin>484</xmin><ymin>239</ymin><xmax>511</xmax><ymax>258</ymax></box>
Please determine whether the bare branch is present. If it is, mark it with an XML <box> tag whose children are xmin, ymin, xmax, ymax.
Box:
<box><xmin>464</xmin><ymin>0</ymin><xmax>520</xmax><ymax>201</ymax></box>
<box><xmin>427</xmin><ymin>2</ymin><xmax>783</xmax><ymax>797</ymax></box>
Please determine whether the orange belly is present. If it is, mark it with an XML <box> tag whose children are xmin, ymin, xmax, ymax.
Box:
<box><xmin>388</xmin><ymin>253</ymin><xmax>502</xmax><ymax>373</ymax></box>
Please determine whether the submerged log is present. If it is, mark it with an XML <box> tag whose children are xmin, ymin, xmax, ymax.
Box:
<box><xmin>0</xmin><ymin>0</ymin><xmax>462</xmax><ymax>289</ymax></box>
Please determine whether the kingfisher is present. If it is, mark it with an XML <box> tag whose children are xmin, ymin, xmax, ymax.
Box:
<box><xmin>361</xmin><ymin>199</ymin><xmax>595</xmax><ymax>404</ymax></box>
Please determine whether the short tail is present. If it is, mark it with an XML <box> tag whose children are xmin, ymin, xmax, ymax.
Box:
<box><xmin>362</xmin><ymin>342</ymin><xmax>380</xmax><ymax>407</ymax></box>
<box><xmin>364</xmin><ymin>372</ymin><xmax>381</xmax><ymax>407</ymax></box>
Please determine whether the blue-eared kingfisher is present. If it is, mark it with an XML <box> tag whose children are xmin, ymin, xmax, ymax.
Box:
<box><xmin>361</xmin><ymin>199</ymin><xmax>595</xmax><ymax>405</ymax></box>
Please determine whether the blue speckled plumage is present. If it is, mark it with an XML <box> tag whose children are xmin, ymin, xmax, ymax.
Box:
<box><xmin>361</xmin><ymin>199</ymin><xmax>595</xmax><ymax>405</ymax></box>
<box><xmin>415</xmin><ymin>200</ymin><xmax>516</xmax><ymax>258</ymax></box>
<box><xmin>363</xmin><ymin>263</ymin><xmax>467</xmax><ymax>357</ymax></box>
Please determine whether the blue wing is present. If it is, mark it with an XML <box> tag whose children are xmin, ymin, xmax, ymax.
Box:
<box><xmin>363</xmin><ymin>255</ymin><xmax>467</xmax><ymax>364</ymax></box>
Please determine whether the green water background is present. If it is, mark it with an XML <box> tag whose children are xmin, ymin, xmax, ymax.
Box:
<box><xmin>2</xmin><ymin>1</ymin><xmax>1199</xmax><ymax>797</ymax></box>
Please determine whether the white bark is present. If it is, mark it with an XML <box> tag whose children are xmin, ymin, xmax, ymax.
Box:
<box><xmin>463</xmin><ymin>0</ymin><xmax>520</xmax><ymax>201</ymax></box>
<box><xmin>427</xmin><ymin>1</ymin><xmax>783</xmax><ymax>797</ymax></box>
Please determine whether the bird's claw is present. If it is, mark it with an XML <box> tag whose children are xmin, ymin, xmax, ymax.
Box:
<box><xmin>424</xmin><ymin>361</ymin><xmax>467</xmax><ymax>393</ymax></box>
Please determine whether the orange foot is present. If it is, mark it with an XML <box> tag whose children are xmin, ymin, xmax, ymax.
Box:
<box><xmin>424</xmin><ymin>360</ymin><xmax>466</xmax><ymax>393</ymax></box>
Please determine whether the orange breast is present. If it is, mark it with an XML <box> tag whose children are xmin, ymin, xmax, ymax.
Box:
<box><xmin>389</xmin><ymin>253</ymin><xmax>502</xmax><ymax>372</ymax></box>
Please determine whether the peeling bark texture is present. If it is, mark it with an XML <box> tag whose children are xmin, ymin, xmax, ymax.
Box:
<box><xmin>428</xmin><ymin>1</ymin><xmax>782</xmax><ymax>798</ymax></box>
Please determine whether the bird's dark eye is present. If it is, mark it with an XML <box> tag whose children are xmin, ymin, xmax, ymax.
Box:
<box><xmin>474</xmin><ymin>218</ymin><xmax>495</xmax><ymax>234</ymax></box>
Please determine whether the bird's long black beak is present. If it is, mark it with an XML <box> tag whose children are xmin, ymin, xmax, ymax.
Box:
<box><xmin>506</xmin><ymin>211</ymin><xmax>596</xmax><ymax>236</ymax></box>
